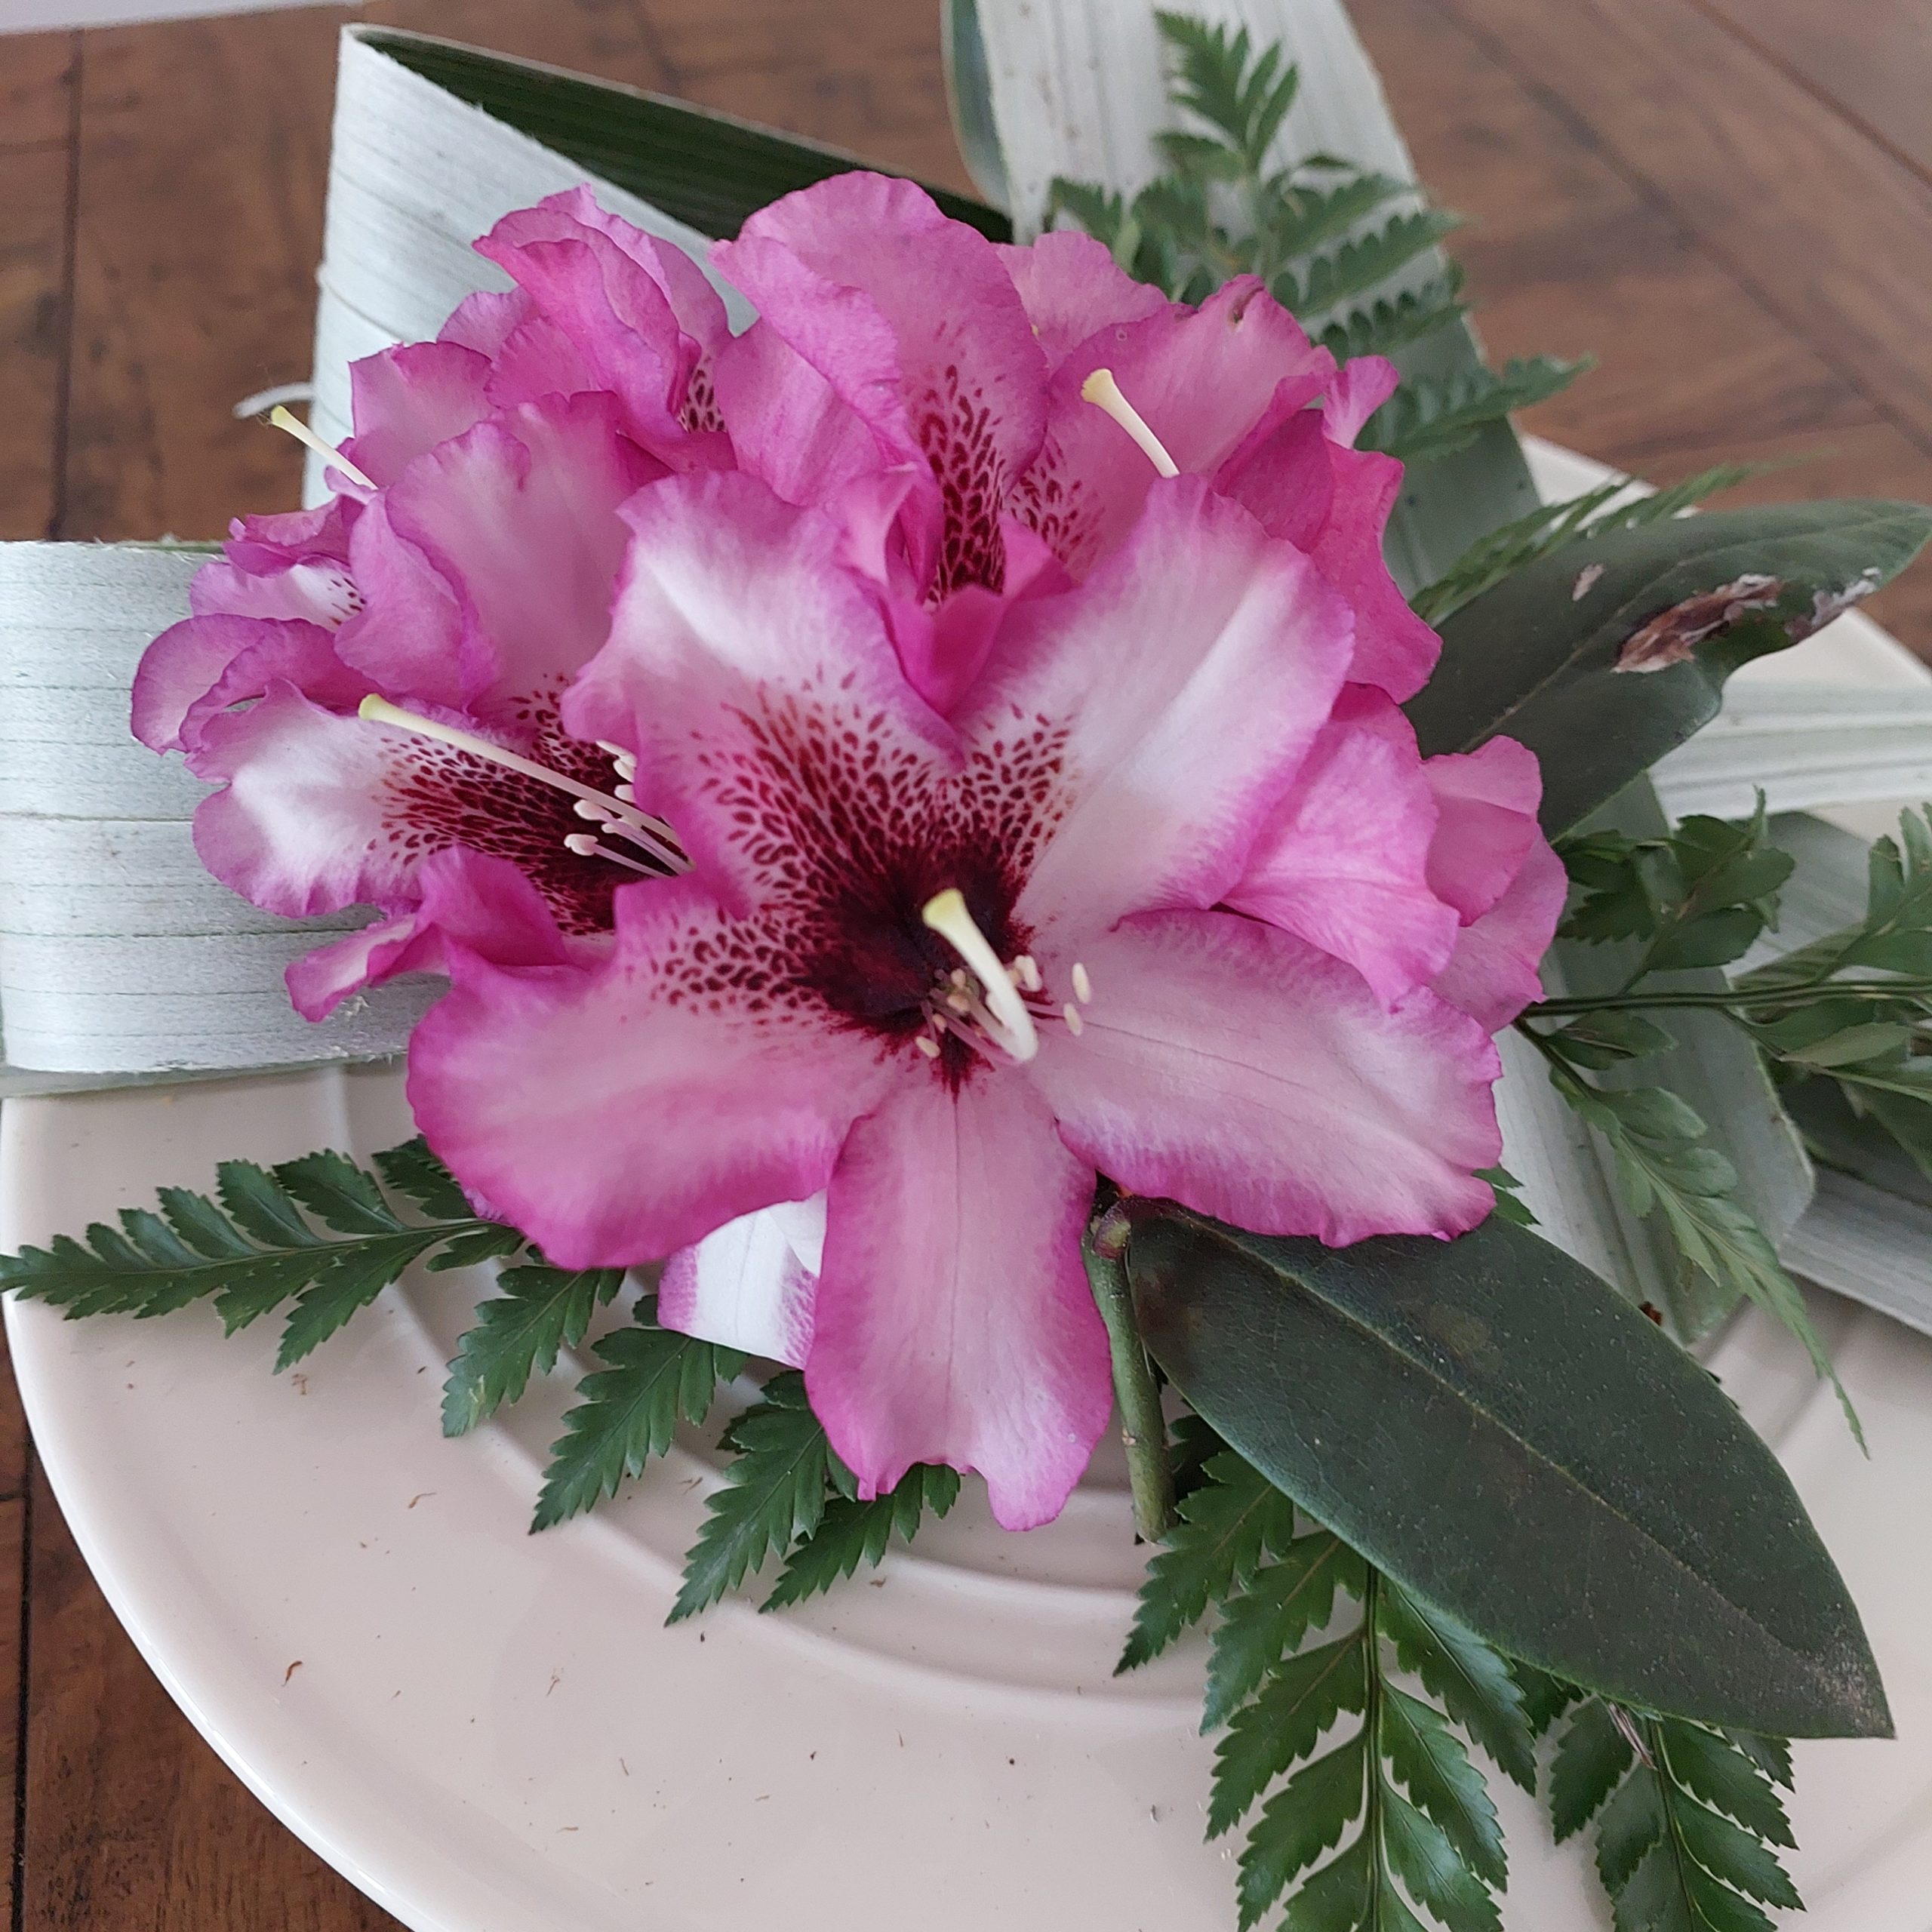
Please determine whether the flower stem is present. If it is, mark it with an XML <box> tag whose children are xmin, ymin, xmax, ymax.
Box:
<box><xmin>1527</xmin><ymin>976</ymin><xmax>1932</xmax><ymax>1020</ymax></box>
<box><xmin>1083</xmin><ymin>1210</ymin><xmax>1177</xmax><ymax>1544</ymax></box>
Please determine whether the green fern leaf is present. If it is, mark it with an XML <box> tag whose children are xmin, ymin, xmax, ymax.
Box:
<box><xmin>1360</xmin><ymin>357</ymin><xmax>1588</xmax><ymax>465</ymax></box>
<box><xmin>1209</xmin><ymin>1637</ymin><xmax>1367</xmax><ymax>1838</ymax></box>
<box><xmin>760</xmin><ymin>1462</ymin><xmax>961</xmax><ymax>1611</ymax></box>
<box><xmin>0</xmin><ymin>1143</ymin><xmax>514</xmax><ymax>1359</ymax></box>
<box><xmin>441</xmin><ymin>1263</ymin><xmax>624</xmax><ymax>1436</ymax></box>
<box><xmin>533</xmin><ymin>1300</ymin><xmax>743</xmax><ymax>1534</ymax></box>
<box><xmin>1204</xmin><ymin>1527</ymin><xmax>1361</xmax><ymax>1726</ymax></box>
<box><xmin>1118</xmin><ymin>1447</ymin><xmax>1298</xmax><ymax>1671</ymax></box>
<box><xmin>1378</xmin><ymin>1583</ymin><xmax>1537</xmax><ymax>1793</ymax></box>
<box><xmin>669</xmin><ymin>1371</ymin><xmax>832</xmax><ymax>1621</ymax></box>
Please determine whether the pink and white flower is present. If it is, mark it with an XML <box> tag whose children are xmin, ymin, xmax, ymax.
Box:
<box><xmin>133</xmin><ymin>174</ymin><xmax>1561</xmax><ymax>1530</ymax></box>
<box><xmin>407</xmin><ymin>472</ymin><xmax>1526</xmax><ymax>1528</ymax></box>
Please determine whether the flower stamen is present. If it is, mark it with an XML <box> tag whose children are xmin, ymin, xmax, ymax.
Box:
<box><xmin>920</xmin><ymin>888</ymin><xmax>1040</xmax><ymax>1064</ymax></box>
<box><xmin>562</xmin><ymin>832</ymin><xmax>658</xmax><ymax>878</ymax></box>
<box><xmin>358</xmin><ymin>694</ymin><xmax>688</xmax><ymax>874</ymax></box>
<box><xmin>1079</xmin><ymin>368</ymin><xmax>1179</xmax><ymax>478</ymax></box>
<box><xmin>268</xmin><ymin>405</ymin><xmax>377</xmax><ymax>494</ymax></box>
<box><xmin>1071</xmin><ymin>961</ymin><xmax>1093</xmax><ymax>1004</ymax></box>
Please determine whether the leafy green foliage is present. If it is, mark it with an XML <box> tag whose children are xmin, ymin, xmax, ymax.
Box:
<box><xmin>532</xmin><ymin>1298</ymin><xmax>744</xmax><ymax>1534</ymax></box>
<box><xmin>0</xmin><ymin>1138</ymin><xmax>522</xmax><ymax>1374</ymax></box>
<box><xmin>1552</xmin><ymin>1701</ymin><xmax>1800</xmax><ymax>1932</ymax></box>
<box><xmin>1413</xmin><ymin>466</ymin><xmax>1758</xmax><ymax>626</ymax></box>
<box><xmin>761</xmin><ymin>1462</ymin><xmax>962</xmax><ymax>1611</ymax></box>
<box><xmin>442</xmin><ymin>1263</ymin><xmax>624</xmax><ymax>1436</ymax></box>
<box><xmin>1407</xmin><ymin>499</ymin><xmax>1932</xmax><ymax>835</ymax></box>
<box><xmin>1533</xmin><ymin>799</ymin><xmax>1932</xmax><ymax>1403</ymax></box>
<box><xmin>1121</xmin><ymin>1198</ymin><xmax>1889</xmax><ymax>1738</ymax></box>
<box><xmin>1534</xmin><ymin>1044</ymin><xmax>1854</xmax><ymax>1435</ymax></box>
<box><xmin>1357</xmin><ymin>357</ymin><xmax>1586</xmax><ymax>466</ymax></box>
<box><xmin>1118</xmin><ymin>1443</ymin><xmax>1298</xmax><ymax>1672</ymax></box>
<box><xmin>1044</xmin><ymin>14</ymin><xmax>1573</xmax><ymax>458</ymax></box>
<box><xmin>1556</xmin><ymin>797</ymin><xmax>1794</xmax><ymax>974</ymax></box>
<box><xmin>1174</xmin><ymin>1472</ymin><xmax>1532</xmax><ymax>1932</ymax></box>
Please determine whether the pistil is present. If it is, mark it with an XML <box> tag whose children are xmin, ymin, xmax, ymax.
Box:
<box><xmin>1080</xmin><ymin>368</ymin><xmax>1180</xmax><ymax>478</ymax></box>
<box><xmin>268</xmin><ymin>405</ymin><xmax>377</xmax><ymax>494</ymax></box>
<box><xmin>920</xmin><ymin>888</ymin><xmax>1040</xmax><ymax>1064</ymax></box>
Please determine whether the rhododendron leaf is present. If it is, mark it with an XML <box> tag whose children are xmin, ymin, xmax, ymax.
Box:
<box><xmin>362</xmin><ymin>29</ymin><xmax>1008</xmax><ymax>245</ymax></box>
<box><xmin>1407</xmin><ymin>500</ymin><xmax>1932</xmax><ymax>835</ymax></box>
<box><xmin>1121</xmin><ymin>1201</ymin><xmax>1890</xmax><ymax>1739</ymax></box>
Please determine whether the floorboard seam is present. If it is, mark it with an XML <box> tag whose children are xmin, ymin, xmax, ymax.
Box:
<box><xmin>1681</xmin><ymin>0</ymin><xmax>1932</xmax><ymax>198</ymax></box>
<box><xmin>1427</xmin><ymin>0</ymin><xmax>1932</xmax><ymax>472</ymax></box>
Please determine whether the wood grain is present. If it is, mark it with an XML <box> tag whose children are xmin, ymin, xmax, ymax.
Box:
<box><xmin>1694</xmin><ymin>0</ymin><xmax>1932</xmax><ymax>186</ymax></box>
<box><xmin>20</xmin><ymin>1462</ymin><xmax>394</xmax><ymax>1932</ymax></box>
<box><xmin>2</xmin><ymin>2</ymin><xmax>1930</xmax><ymax>1926</ymax></box>
<box><xmin>0</xmin><ymin>32</ymin><xmax>75</xmax><ymax>540</ymax></box>
<box><xmin>1352</xmin><ymin>0</ymin><xmax>1932</xmax><ymax>654</ymax></box>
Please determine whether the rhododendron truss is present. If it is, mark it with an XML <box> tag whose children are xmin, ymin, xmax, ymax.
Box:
<box><xmin>131</xmin><ymin>174</ymin><xmax>1561</xmax><ymax>1531</ymax></box>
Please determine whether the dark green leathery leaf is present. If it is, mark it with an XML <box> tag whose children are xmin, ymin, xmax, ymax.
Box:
<box><xmin>1118</xmin><ymin>1199</ymin><xmax>1889</xmax><ymax>1739</ymax></box>
<box><xmin>1407</xmin><ymin>500</ymin><xmax>1932</xmax><ymax>834</ymax></box>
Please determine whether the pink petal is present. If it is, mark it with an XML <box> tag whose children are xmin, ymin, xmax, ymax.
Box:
<box><xmin>717</xmin><ymin>172</ymin><xmax>1050</xmax><ymax>598</ymax></box>
<box><xmin>709</xmin><ymin>315</ymin><xmax>892</xmax><ymax>511</ymax></box>
<box><xmin>808</xmin><ymin>1071</ymin><xmax>1112</xmax><ymax>1530</ymax></box>
<box><xmin>1224</xmin><ymin>690</ymin><xmax>1459</xmax><ymax>1006</ymax></box>
<box><xmin>995</xmin><ymin>229</ymin><xmax>1168</xmax><ymax>365</ymax></box>
<box><xmin>186</xmin><ymin>682</ymin><xmax>429</xmax><ymax>918</ymax></box>
<box><xmin>1028</xmin><ymin>909</ymin><xmax>1502</xmax><ymax>1246</ymax></box>
<box><xmin>284</xmin><ymin>846</ymin><xmax>585</xmax><ymax>1021</ymax></box>
<box><xmin>1217</xmin><ymin>380</ymin><xmax>1440</xmax><ymax>700</ymax></box>
<box><xmin>476</xmin><ymin>189</ymin><xmax>732</xmax><ymax>459</ymax></box>
<box><xmin>1431</xmin><ymin>836</ymin><xmax>1567</xmax><ymax>1030</ymax></box>
<box><xmin>190</xmin><ymin>500</ymin><xmax>359</xmax><ymax>628</ymax></box>
<box><xmin>1016</xmin><ymin>278</ymin><xmax>1333</xmax><ymax>577</ymax></box>
<box><xmin>287</xmin><ymin>914</ymin><xmax>435</xmax><ymax>1021</ymax></box>
<box><xmin>965</xmin><ymin>478</ymin><xmax>1352</xmax><ymax>938</ymax></box>
<box><xmin>345</xmin><ymin>341</ymin><xmax>494</xmax><ymax>486</ymax></box>
<box><xmin>1421</xmin><ymin>737</ymin><xmax>1544</xmax><ymax>923</ymax></box>
<box><xmin>406</xmin><ymin>878</ymin><xmax>894</xmax><ymax>1269</ymax></box>
<box><xmin>132</xmin><ymin>613</ymin><xmax>309</xmax><ymax>755</ymax></box>
<box><xmin>334</xmin><ymin>492</ymin><xmax>467</xmax><ymax>713</ymax></box>
<box><xmin>659</xmin><ymin>1198</ymin><xmax>823</xmax><ymax>1368</ymax></box>
<box><xmin>1322</xmin><ymin>356</ymin><xmax>1401</xmax><ymax>445</ymax></box>
<box><xmin>567</xmin><ymin>471</ymin><xmax>958</xmax><ymax>913</ymax></box>
<box><xmin>380</xmin><ymin>392</ymin><xmax>663</xmax><ymax>728</ymax></box>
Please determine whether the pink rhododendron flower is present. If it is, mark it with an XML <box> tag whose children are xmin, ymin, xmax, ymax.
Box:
<box><xmin>407</xmin><ymin>472</ymin><xmax>1524</xmax><ymax>1528</ymax></box>
<box><xmin>132</xmin><ymin>190</ymin><xmax>728</xmax><ymax>1016</ymax></box>
<box><xmin>709</xmin><ymin>173</ymin><xmax>1438</xmax><ymax>710</ymax></box>
<box><xmin>131</xmin><ymin>173</ymin><xmax>1562</xmax><ymax>1530</ymax></box>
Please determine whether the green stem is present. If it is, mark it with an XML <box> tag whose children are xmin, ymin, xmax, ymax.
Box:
<box><xmin>1527</xmin><ymin>976</ymin><xmax>1932</xmax><ymax>1020</ymax></box>
<box><xmin>1082</xmin><ymin>1212</ymin><xmax>1177</xmax><ymax>1543</ymax></box>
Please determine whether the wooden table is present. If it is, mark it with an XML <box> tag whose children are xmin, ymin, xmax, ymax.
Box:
<box><xmin>1</xmin><ymin>0</ymin><xmax>1928</xmax><ymax>1921</ymax></box>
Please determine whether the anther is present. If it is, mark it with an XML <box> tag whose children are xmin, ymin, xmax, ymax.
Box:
<box><xmin>1013</xmin><ymin>955</ymin><xmax>1042</xmax><ymax>992</ymax></box>
<box><xmin>1072</xmin><ymin>961</ymin><xmax>1093</xmax><ymax>1004</ymax></box>
<box><xmin>268</xmin><ymin>405</ymin><xmax>377</xmax><ymax>494</ymax></box>
<box><xmin>562</xmin><ymin>832</ymin><xmax>656</xmax><ymax>878</ymax></box>
<box><xmin>915</xmin><ymin>1036</ymin><xmax>942</xmax><ymax>1060</ymax></box>
<box><xmin>920</xmin><ymin>888</ymin><xmax>1040</xmax><ymax>1064</ymax></box>
<box><xmin>358</xmin><ymin>694</ymin><xmax>686</xmax><ymax>869</ymax></box>
<box><xmin>1063</xmin><ymin>1002</ymin><xmax>1085</xmax><ymax>1036</ymax></box>
<box><xmin>1079</xmin><ymin>369</ymin><xmax>1179</xmax><ymax>478</ymax></box>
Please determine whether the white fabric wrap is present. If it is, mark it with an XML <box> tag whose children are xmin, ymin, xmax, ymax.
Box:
<box><xmin>304</xmin><ymin>29</ymin><xmax>753</xmax><ymax>499</ymax></box>
<box><xmin>0</xmin><ymin>544</ymin><xmax>433</xmax><ymax>1090</ymax></box>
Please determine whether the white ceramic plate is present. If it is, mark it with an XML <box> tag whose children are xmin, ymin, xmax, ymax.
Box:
<box><xmin>5</xmin><ymin>443</ymin><xmax>1931</xmax><ymax>1931</ymax></box>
